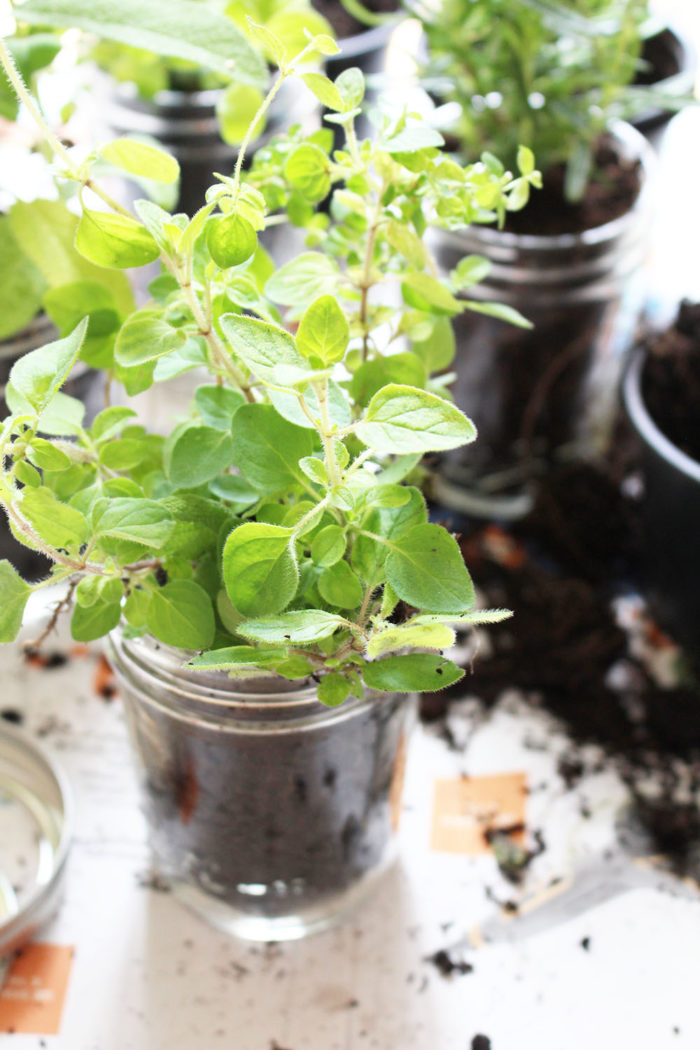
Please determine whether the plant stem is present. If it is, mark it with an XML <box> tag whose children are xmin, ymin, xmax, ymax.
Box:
<box><xmin>231</xmin><ymin>70</ymin><xmax>288</xmax><ymax>199</ymax></box>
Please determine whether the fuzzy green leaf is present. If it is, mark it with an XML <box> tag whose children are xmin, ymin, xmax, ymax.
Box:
<box><xmin>230</xmin><ymin>404</ymin><xmax>314</xmax><ymax>495</ymax></box>
<box><xmin>146</xmin><ymin>580</ymin><xmax>216</xmax><ymax>650</ymax></box>
<box><xmin>8</xmin><ymin>318</ymin><xmax>88</xmax><ymax>414</ymax></box>
<box><xmin>76</xmin><ymin>210</ymin><xmax>160</xmax><ymax>270</ymax></box>
<box><xmin>238</xmin><ymin>609</ymin><xmax>348</xmax><ymax>645</ymax></box>
<box><xmin>222</xmin><ymin>522</ymin><xmax>298</xmax><ymax>616</ymax></box>
<box><xmin>100</xmin><ymin>139</ymin><xmax>179</xmax><ymax>183</ymax></box>
<box><xmin>220</xmin><ymin>313</ymin><xmax>306</xmax><ymax>382</ymax></box>
<box><xmin>296</xmin><ymin>295</ymin><xmax>349</xmax><ymax>365</ymax></box>
<box><xmin>318</xmin><ymin>673</ymin><xmax>352</xmax><ymax>707</ymax></box>
<box><xmin>93</xmin><ymin>498</ymin><xmax>174</xmax><ymax>549</ymax></box>
<box><xmin>367</xmin><ymin>622</ymin><xmax>455</xmax><ymax>659</ymax></box>
<box><xmin>20</xmin><ymin>0</ymin><xmax>268</xmax><ymax>87</ymax></box>
<box><xmin>71</xmin><ymin>595</ymin><xmax>122</xmax><ymax>642</ymax></box>
<box><xmin>114</xmin><ymin>309</ymin><xmax>185</xmax><ymax>366</ymax></box>
<box><xmin>20</xmin><ymin>488</ymin><xmax>89</xmax><ymax>552</ymax></box>
<box><xmin>385</xmin><ymin>523</ymin><xmax>475</xmax><ymax>614</ymax></box>
<box><xmin>0</xmin><ymin>561</ymin><xmax>32</xmax><ymax>643</ymax></box>
<box><xmin>165</xmin><ymin>425</ymin><xmax>235</xmax><ymax>489</ymax></box>
<box><xmin>356</xmin><ymin>384</ymin><xmax>476</xmax><ymax>454</ymax></box>
<box><xmin>363</xmin><ymin>654</ymin><xmax>464</xmax><ymax>693</ymax></box>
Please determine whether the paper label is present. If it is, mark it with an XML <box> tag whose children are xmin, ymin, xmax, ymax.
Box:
<box><xmin>0</xmin><ymin>943</ymin><xmax>73</xmax><ymax>1035</ymax></box>
<box><xmin>430</xmin><ymin>773</ymin><xmax>527</xmax><ymax>854</ymax></box>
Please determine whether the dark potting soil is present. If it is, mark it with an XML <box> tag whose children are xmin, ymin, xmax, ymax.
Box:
<box><xmin>312</xmin><ymin>0</ymin><xmax>399</xmax><ymax>39</ymax></box>
<box><xmin>641</xmin><ymin>300</ymin><xmax>700</xmax><ymax>463</ymax></box>
<box><xmin>126</xmin><ymin>684</ymin><xmax>409</xmax><ymax>920</ymax></box>
<box><xmin>426</xmin><ymin>452</ymin><xmax>700</xmax><ymax>873</ymax></box>
<box><xmin>505</xmin><ymin>141</ymin><xmax>642</xmax><ymax>237</ymax></box>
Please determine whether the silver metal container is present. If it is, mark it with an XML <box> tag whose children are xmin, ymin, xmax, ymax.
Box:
<box><xmin>429</xmin><ymin>122</ymin><xmax>655</xmax><ymax>520</ymax></box>
<box><xmin>0</xmin><ymin>723</ymin><xmax>73</xmax><ymax>958</ymax></box>
<box><xmin>106</xmin><ymin>631</ymin><xmax>415</xmax><ymax>942</ymax></box>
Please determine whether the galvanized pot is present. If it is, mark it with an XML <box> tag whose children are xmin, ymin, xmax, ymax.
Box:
<box><xmin>107</xmin><ymin>631</ymin><xmax>415</xmax><ymax>942</ymax></box>
<box><xmin>429</xmin><ymin>122</ymin><xmax>655</xmax><ymax>520</ymax></box>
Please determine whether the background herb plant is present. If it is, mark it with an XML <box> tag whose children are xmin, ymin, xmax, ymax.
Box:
<box><xmin>0</xmin><ymin>5</ymin><xmax>534</xmax><ymax>701</ymax></box>
<box><xmin>411</xmin><ymin>0</ymin><xmax>672</xmax><ymax>201</ymax></box>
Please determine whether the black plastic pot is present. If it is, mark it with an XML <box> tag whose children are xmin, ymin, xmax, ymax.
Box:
<box><xmin>631</xmin><ymin>25</ymin><xmax>696</xmax><ymax>149</ymax></box>
<box><xmin>0</xmin><ymin>314</ymin><xmax>101</xmax><ymax>580</ymax></box>
<box><xmin>622</xmin><ymin>350</ymin><xmax>700</xmax><ymax>655</ymax></box>
<box><xmin>429</xmin><ymin>122</ymin><xmax>654</xmax><ymax>521</ymax></box>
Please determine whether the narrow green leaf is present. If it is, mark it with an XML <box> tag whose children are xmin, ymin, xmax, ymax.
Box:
<box><xmin>186</xmin><ymin>646</ymin><xmax>284</xmax><ymax>671</ymax></box>
<box><xmin>238</xmin><ymin>609</ymin><xmax>348</xmax><ymax>645</ymax></box>
<box><xmin>367</xmin><ymin>622</ymin><xmax>455</xmax><ymax>659</ymax></box>
<box><xmin>363</xmin><ymin>654</ymin><xmax>464</xmax><ymax>693</ymax></box>
<box><xmin>462</xmin><ymin>300</ymin><xmax>533</xmax><ymax>329</ymax></box>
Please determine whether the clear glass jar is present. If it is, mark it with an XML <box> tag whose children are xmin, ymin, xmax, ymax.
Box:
<box><xmin>106</xmin><ymin>631</ymin><xmax>415</xmax><ymax>942</ymax></box>
<box><xmin>429</xmin><ymin>122</ymin><xmax>654</xmax><ymax>520</ymax></box>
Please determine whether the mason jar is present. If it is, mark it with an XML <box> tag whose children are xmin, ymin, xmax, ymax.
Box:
<box><xmin>106</xmin><ymin>631</ymin><xmax>415</xmax><ymax>942</ymax></box>
<box><xmin>429</xmin><ymin>122</ymin><xmax>655</xmax><ymax>520</ymax></box>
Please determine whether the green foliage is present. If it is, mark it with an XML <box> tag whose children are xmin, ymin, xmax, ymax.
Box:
<box><xmin>411</xmin><ymin>0</ymin><xmax>681</xmax><ymax>200</ymax></box>
<box><xmin>0</xmin><ymin>199</ymin><xmax>134</xmax><ymax>351</ymax></box>
<box><xmin>0</xmin><ymin>44</ymin><xmax>519</xmax><ymax>698</ymax></box>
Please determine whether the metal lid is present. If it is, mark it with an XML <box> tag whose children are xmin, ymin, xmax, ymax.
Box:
<box><xmin>0</xmin><ymin>723</ymin><xmax>72</xmax><ymax>958</ymax></box>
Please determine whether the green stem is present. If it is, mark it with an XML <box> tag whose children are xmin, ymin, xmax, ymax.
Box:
<box><xmin>231</xmin><ymin>70</ymin><xmax>289</xmax><ymax>199</ymax></box>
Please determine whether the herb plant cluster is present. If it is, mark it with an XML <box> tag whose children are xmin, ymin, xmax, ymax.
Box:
<box><xmin>0</xmin><ymin>8</ymin><xmax>536</xmax><ymax>701</ymax></box>
<box><xmin>411</xmin><ymin>0</ymin><xmax>662</xmax><ymax>200</ymax></box>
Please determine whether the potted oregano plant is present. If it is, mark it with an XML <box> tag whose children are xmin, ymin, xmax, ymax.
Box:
<box><xmin>623</xmin><ymin>301</ymin><xmax>700</xmax><ymax>655</ymax></box>
<box><xmin>410</xmin><ymin>0</ymin><xmax>663</xmax><ymax>518</ymax></box>
<box><xmin>0</xmin><ymin>24</ymin><xmax>528</xmax><ymax>939</ymax></box>
<box><xmin>18</xmin><ymin>0</ymin><xmax>329</xmax><ymax>215</ymax></box>
<box><xmin>0</xmin><ymin>30</ymin><xmax>137</xmax><ymax>572</ymax></box>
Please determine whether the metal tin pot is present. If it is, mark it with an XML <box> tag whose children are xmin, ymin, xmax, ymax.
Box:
<box><xmin>429</xmin><ymin>122</ymin><xmax>655</xmax><ymax>520</ymax></box>
<box><xmin>631</xmin><ymin>25</ymin><xmax>696</xmax><ymax>150</ymax></box>
<box><xmin>106</xmin><ymin>631</ymin><xmax>415</xmax><ymax>942</ymax></box>
<box><xmin>0</xmin><ymin>314</ymin><xmax>101</xmax><ymax>580</ymax></box>
<box><xmin>622</xmin><ymin>350</ymin><xmax>700</xmax><ymax>655</ymax></box>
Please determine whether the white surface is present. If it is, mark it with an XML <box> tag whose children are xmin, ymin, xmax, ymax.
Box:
<box><xmin>0</xmin><ymin>606</ymin><xmax>699</xmax><ymax>1050</ymax></box>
